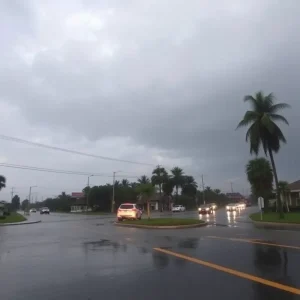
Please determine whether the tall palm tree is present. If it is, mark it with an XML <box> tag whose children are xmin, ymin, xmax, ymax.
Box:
<box><xmin>246</xmin><ymin>158</ymin><xmax>273</xmax><ymax>210</ymax></box>
<box><xmin>170</xmin><ymin>167</ymin><xmax>184</xmax><ymax>201</ymax></box>
<box><xmin>137</xmin><ymin>175</ymin><xmax>150</xmax><ymax>184</ymax></box>
<box><xmin>151</xmin><ymin>165</ymin><xmax>168</xmax><ymax>196</ymax></box>
<box><xmin>205</xmin><ymin>186</ymin><xmax>212</xmax><ymax>192</ymax></box>
<box><xmin>121</xmin><ymin>179</ymin><xmax>130</xmax><ymax>187</ymax></box>
<box><xmin>114</xmin><ymin>180</ymin><xmax>120</xmax><ymax>187</ymax></box>
<box><xmin>181</xmin><ymin>176</ymin><xmax>198</xmax><ymax>197</ymax></box>
<box><xmin>214</xmin><ymin>189</ymin><xmax>221</xmax><ymax>195</ymax></box>
<box><xmin>237</xmin><ymin>91</ymin><xmax>290</xmax><ymax>217</ymax></box>
<box><xmin>0</xmin><ymin>175</ymin><xmax>6</xmax><ymax>191</ymax></box>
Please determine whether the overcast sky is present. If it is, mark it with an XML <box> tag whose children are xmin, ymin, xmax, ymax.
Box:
<box><xmin>0</xmin><ymin>0</ymin><xmax>299</xmax><ymax>201</ymax></box>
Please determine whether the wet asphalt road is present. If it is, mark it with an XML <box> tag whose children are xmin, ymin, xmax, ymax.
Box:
<box><xmin>1</xmin><ymin>207</ymin><xmax>300</xmax><ymax>300</ymax></box>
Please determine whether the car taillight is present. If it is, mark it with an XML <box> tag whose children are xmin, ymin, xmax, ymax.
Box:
<box><xmin>132</xmin><ymin>208</ymin><xmax>137</xmax><ymax>212</ymax></box>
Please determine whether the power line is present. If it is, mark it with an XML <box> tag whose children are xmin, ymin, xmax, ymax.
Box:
<box><xmin>0</xmin><ymin>163</ymin><xmax>139</xmax><ymax>178</ymax></box>
<box><xmin>0</xmin><ymin>134</ymin><xmax>154</xmax><ymax>167</ymax></box>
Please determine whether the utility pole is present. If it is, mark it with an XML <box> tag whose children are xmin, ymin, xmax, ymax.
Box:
<box><xmin>202</xmin><ymin>175</ymin><xmax>205</xmax><ymax>205</ymax></box>
<box><xmin>87</xmin><ymin>175</ymin><xmax>94</xmax><ymax>211</ymax></box>
<box><xmin>112</xmin><ymin>172</ymin><xmax>116</xmax><ymax>213</ymax></box>
<box><xmin>112</xmin><ymin>171</ymin><xmax>121</xmax><ymax>213</ymax></box>
<box><xmin>28</xmin><ymin>186</ymin><xmax>37</xmax><ymax>213</ymax></box>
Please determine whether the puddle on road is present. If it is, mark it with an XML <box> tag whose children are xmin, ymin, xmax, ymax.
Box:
<box><xmin>83</xmin><ymin>239</ymin><xmax>127</xmax><ymax>252</ymax></box>
<box><xmin>178</xmin><ymin>238</ymin><xmax>199</xmax><ymax>249</ymax></box>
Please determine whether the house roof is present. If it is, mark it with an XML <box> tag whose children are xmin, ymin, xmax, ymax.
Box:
<box><xmin>226</xmin><ymin>193</ymin><xmax>244</xmax><ymax>198</ymax></box>
<box><xmin>288</xmin><ymin>180</ymin><xmax>300</xmax><ymax>191</ymax></box>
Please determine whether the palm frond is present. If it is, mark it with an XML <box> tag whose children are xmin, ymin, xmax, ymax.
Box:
<box><xmin>247</xmin><ymin>122</ymin><xmax>261</xmax><ymax>155</ymax></box>
<box><xmin>265</xmin><ymin>92</ymin><xmax>275</xmax><ymax>107</ymax></box>
<box><xmin>244</xmin><ymin>95</ymin><xmax>259</xmax><ymax>111</ymax></box>
<box><xmin>261</xmin><ymin>114</ymin><xmax>275</xmax><ymax>134</ymax></box>
<box><xmin>269</xmin><ymin>114</ymin><xmax>289</xmax><ymax>125</ymax></box>
<box><xmin>269</xmin><ymin>103</ymin><xmax>291</xmax><ymax>113</ymax></box>
<box><xmin>236</xmin><ymin>111</ymin><xmax>258</xmax><ymax>129</ymax></box>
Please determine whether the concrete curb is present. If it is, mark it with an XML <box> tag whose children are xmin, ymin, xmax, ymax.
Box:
<box><xmin>252</xmin><ymin>220</ymin><xmax>300</xmax><ymax>231</ymax></box>
<box><xmin>0</xmin><ymin>220</ymin><xmax>42</xmax><ymax>226</ymax></box>
<box><xmin>114</xmin><ymin>221</ymin><xmax>207</xmax><ymax>229</ymax></box>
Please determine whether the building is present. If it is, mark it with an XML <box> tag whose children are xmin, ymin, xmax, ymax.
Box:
<box><xmin>225</xmin><ymin>193</ymin><xmax>245</xmax><ymax>202</ymax></box>
<box><xmin>70</xmin><ymin>192</ymin><xmax>91</xmax><ymax>213</ymax></box>
<box><xmin>287</xmin><ymin>180</ymin><xmax>300</xmax><ymax>206</ymax></box>
<box><xmin>137</xmin><ymin>193</ymin><xmax>173</xmax><ymax>211</ymax></box>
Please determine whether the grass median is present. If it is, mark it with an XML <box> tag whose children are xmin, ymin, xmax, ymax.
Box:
<box><xmin>120</xmin><ymin>218</ymin><xmax>205</xmax><ymax>226</ymax></box>
<box><xmin>250</xmin><ymin>212</ymin><xmax>300</xmax><ymax>224</ymax></box>
<box><xmin>0</xmin><ymin>212</ymin><xmax>27</xmax><ymax>224</ymax></box>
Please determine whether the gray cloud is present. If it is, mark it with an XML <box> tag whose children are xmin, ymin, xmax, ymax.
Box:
<box><xmin>0</xmin><ymin>0</ymin><xmax>299</xmax><ymax>199</ymax></box>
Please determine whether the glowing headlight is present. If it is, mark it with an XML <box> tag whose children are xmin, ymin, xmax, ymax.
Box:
<box><xmin>206</xmin><ymin>208</ymin><xmax>209</xmax><ymax>210</ymax></box>
<box><xmin>226</xmin><ymin>206</ymin><xmax>229</xmax><ymax>209</ymax></box>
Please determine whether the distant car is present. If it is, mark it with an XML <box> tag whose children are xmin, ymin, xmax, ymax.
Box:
<box><xmin>40</xmin><ymin>207</ymin><xmax>50</xmax><ymax>214</ymax></box>
<box><xmin>198</xmin><ymin>204</ymin><xmax>213</xmax><ymax>214</ymax></box>
<box><xmin>208</xmin><ymin>203</ymin><xmax>217</xmax><ymax>210</ymax></box>
<box><xmin>237</xmin><ymin>202</ymin><xmax>246</xmax><ymax>209</ymax></box>
<box><xmin>246</xmin><ymin>201</ymin><xmax>252</xmax><ymax>207</ymax></box>
<box><xmin>30</xmin><ymin>208</ymin><xmax>37</xmax><ymax>213</ymax></box>
<box><xmin>226</xmin><ymin>203</ymin><xmax>239</xmax><ymax>211</ymax></box>
<box><xmin>172</xmin><ymin>205</ymin><xmax>186</xmax><ymax>212</ymax></box>
<box><xmin>117</xmin><ymin>203</ymin><xmax>142</xmax><ymax>221</ymax></box>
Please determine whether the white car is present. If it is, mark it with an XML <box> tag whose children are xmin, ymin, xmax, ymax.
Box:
<box><xmin>172</xmin><ymin>205</ymin><xmax>186</xmax><ymax>212</ymax></box>
<box><xmin>40</xmin><ymin>207</ymin><xmax>50</xmax><ymax>214</ymax></box>
<box><xmin>30</xmin><ymin>208</ymin><xmax>37</xmax><ymax>213</ymax></box>
<box><xmin>237</xmin><ymin>202</ymin><xmax>246</xmax><ymax>209</ymax></box>
<box><xmin>226</xmin><ymin>203</ymin><xmax>239</xmax><ymax>211</ymax></box>
<box><xmin>117</xmin><ymin>203</ymin><xmax>142</xmax><ymax>221</ymax></box>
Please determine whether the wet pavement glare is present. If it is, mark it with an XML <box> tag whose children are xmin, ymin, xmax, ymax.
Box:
<box><xmin>1</xmin><ymin>207</ymin><xmax>300</xmax><ymax>299</ymax></box>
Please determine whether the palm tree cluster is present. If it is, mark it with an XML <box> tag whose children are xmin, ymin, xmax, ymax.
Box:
<box><xmin>237</xmin><ymin>91</ymin><xmax>290</xmax><ymax>217</ymax></box>
<box><xmin>148</xmin><ymin>165</ymin><xmax>198</xmax><ymax>199</ymax></box>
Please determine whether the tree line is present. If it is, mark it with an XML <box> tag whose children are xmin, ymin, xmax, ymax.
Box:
<box><xmin>25</xmin><ymin>166</ymin><xmax>231</xmax><ymax>212</ymax></box>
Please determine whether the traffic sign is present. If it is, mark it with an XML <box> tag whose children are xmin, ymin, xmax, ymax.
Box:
<box><xmin>258</xmin><ymin>197</ymin><xmax>264</xmax><ymax>209</ymax></box>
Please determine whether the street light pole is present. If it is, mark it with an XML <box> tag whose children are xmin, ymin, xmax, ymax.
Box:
<box><xmin>28</xmin><ymin>186</ymin><xmax>37</xmax><ymax>213</ymax></box>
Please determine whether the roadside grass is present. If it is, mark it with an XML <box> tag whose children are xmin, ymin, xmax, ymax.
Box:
<box><xmin>121</xmin><ymin>218</ymin><xmax>205</xmax><ymax>226</ymax></box>
<box><xmin>0</xmin><ymin>212</ymin><xmax>27</xmax><ymax>224</ymax></box>
<box><xmin>250</xmin><ymin>212</ymin><xmax>300</xmax><ymax>224</ymax></box>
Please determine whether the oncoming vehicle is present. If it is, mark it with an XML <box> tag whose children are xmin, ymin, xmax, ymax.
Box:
<box><xmin>40</xmin><ymin>207</ymin><xmax>50</xmax><ymax>214</ymax></box>
<box><xmin>209</xmin><ymin>203</ymin><xmax>217</xmax><ymax>210</ymax></box>
<box><xmin>237</xmin><ymin>202</ymin><xmax>246</xmax><ymax>209</ymax></box>
<box><xmin>198</xmin><ymin>204</ymin><xmax>213</xmax><ymax>214</ymax></box>
<box><xmin>30</xmin><ymin>208</ymin><xmax>37</xmax><ymax>213</ymax></box>
<box><xmin>226</xmin><ymin>203</ymin><xmax>239</xmax><ymax>212</ymax></box>
<box><xmin>117</xmin><ymin>203</ymin><xmax>142</xmax><ymax>221</ymax></box>
<box><xmin>172</xmin><ymin>205</ymin><xmax>186</xmax><ymax>212</ymax></box>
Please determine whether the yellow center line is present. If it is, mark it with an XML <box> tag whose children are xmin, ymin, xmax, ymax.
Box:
<box><xmin>206</xmin><ymin>236</ymin><xmax>300</xmax><ymax>250</ymax></box>
<box><xmin>153</xmin><ymin>247</ymin><xmax>300</xmax><ymax>295</ymax></box>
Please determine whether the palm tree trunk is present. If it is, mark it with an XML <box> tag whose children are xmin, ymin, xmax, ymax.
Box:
<box><xmin>268</xmin><ymin>148</ymin><xmax>284</xmax><ymax>218</ymax></box>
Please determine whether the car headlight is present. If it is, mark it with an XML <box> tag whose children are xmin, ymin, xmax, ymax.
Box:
<box><xmin>226</xmin><ymin>206</ymin><xmax>229</xmax><ymax>209</ymax></box>
<box><xmin>206</xmin><ymin>208</ymin><xmax>209</xmax><ymax>210</ymax></box>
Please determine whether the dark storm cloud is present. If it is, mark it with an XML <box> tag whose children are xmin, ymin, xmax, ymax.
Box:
<box><xmin>1</xmin><ymin>0</ymin><xmax>300</xmax><ymax>191</ymax></box>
